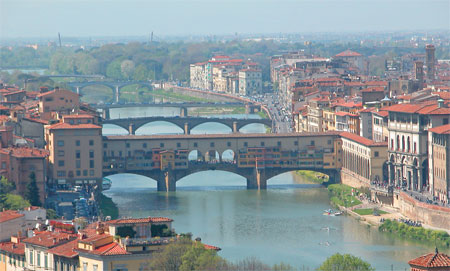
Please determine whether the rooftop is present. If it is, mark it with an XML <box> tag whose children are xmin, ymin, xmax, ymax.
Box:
<box><xmin>428</xmin><ymin>124</ymin><xmax>450</xmax><ymax>135</ymax></box>
<box><xmin>23</xmin><ymin>231</ymin><xmax>76</xmax><ymax>248</ymax></box>
<box><xmin>0</xmin><ymin>210</ymin><xmax>24</xmax><ymax>223</ymax></box>
<box><xmin>334</xmin><ymin>50</ymin><xmax>362</xmax><ymax>57</ymax></box>
<box><xmin>46</xmin><ymin>122</ymin><xmax>101</xmax><ymax>130</ymax></box>
<box><xmin>340</xmin><ymin>131</ymin><xmax>388</xmax><ymax>147</ymax></box>
<box><xmin>107</xmin><ymin>217</ymin><xmax>173</xmax><ymax>225</ymax></box>
<box><xmin>0</xmin><ymin>241</ymin><xmax>25</xmax><ymax>255</ymax></box>
<box><xmin>47</xmin><ymin>239</ymin><xmax>79</xmax><ymax>258</ymax></box>
<box><xmin>408</xmin><ymin>250</ymin><xmax>450</xmax><ymax>268</ymax></box>
<box><xmin>0</xmin><ymin>147</ymin><xmax>48</xmax><ymax>158</ymax></box>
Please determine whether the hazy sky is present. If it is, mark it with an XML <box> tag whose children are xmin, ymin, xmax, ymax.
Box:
<box><xmin>1</xmin><ymin>0</ymin><xmax>449</xmax><ymax>38</ymax></box>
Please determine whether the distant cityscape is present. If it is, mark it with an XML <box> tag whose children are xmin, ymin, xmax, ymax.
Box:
<box><xmin>0</xmin><ymin>29</ymin><xmax>450</xmax><ymax>270</ymax></box>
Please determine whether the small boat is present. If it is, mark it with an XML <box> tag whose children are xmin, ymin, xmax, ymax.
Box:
<box><xmin>102</xmin><ymin>178</ymin><xmax>112</xmax><ymax>190</ymax></box>
<box><xmin>334</xmin><ymin>211</ymin><xmax>343</xmax><ymax>216</ymax></box>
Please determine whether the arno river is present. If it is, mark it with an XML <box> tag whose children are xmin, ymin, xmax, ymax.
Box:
<box><xmin>102</xmin><ymin>106</ymin><xmax>430</xmax><ymax>270</ymax></box>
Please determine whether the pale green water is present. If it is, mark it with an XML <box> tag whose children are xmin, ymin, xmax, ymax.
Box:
<box><xmin>102</xmin><ymin>107</ymin><xmax>432</xmax><ymax>271</ymax></box>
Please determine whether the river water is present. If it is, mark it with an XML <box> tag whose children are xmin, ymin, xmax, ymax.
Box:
<box><xmin>102</xmin><ymin>107</ymin><xmax>430</xmax><ymax>270</ymax></box>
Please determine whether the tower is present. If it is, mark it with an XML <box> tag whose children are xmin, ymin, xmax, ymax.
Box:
<box><xmin>426</xmin><ymin>44</ymin><xmax>435</xmax><ymax>80</ymax></box>
<box><xmin>414</xmin><ymin>61</ymin><xmax>424</xmax><ymax>85</ymax></box>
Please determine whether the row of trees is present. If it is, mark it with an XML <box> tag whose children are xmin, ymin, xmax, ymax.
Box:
<box><xmin>148</xmin><ymin>236</ymin><xmax>374</xmax><ymax>271</ymax></box>
<box><xmin>4</xmin><ymin>40</ymin><xmax>448</xmax><ymax>83</ymax></box>
<box><xmin>0</xmin><ymin>174</ymin><xmax>41</xmax><ymax>210</ymax></box>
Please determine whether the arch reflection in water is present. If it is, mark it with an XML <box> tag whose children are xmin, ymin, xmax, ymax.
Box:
<box><xmin>190</xmin><ymin>122</ymin><xmax>232</xmax><ymax>134</ymax></box>
<box><xmin>136</xmin><ymin>121</ymin><xmax>184</xmax><ymax>135</ymax></box>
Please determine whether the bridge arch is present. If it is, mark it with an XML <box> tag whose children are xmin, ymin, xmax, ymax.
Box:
<box><xmin>221</xmin><ymin>149</ymin><xmax>235</xmax><ymax>162</ymax></box>
<box><xmin>78</xmin><ymin>84</ymin><xmax>115</xmax><ymax>103</ymax></box>
<box><xmin>103</xmin><ymin>173</ymin><xmax>158</xmax><ymax>189</ymax></box>
<box><xmin>190</xmin><ymin>122</ymin><xmax>232</xmax><ymax>134</ymax></box>
<box><xmin>176</xmin><ymin>170</ymin><xmax>247</xmax><ymax>188</ymax></box>
<box><xmin>238</xmin><ymin>122</ymin><xmax>271</xmax><ymax>133</ymax></box>
<box><xmin>135</xmin><ymin>121</ymin><xmax>184</xmax><ymax>135</ymax></box>
<box><xmin>102</xmin><ymin>123</ymin><xmax>130</xmax><ymax>135</ymax></box>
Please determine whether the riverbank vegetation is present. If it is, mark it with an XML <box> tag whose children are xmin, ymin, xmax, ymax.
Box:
<box><xmin>379</xmin><ymin>219</ymin><xmax>450</xmax><ymax>249</ymax></box>
<box><xmin>0</xmin><ymin>177</ymin><xmax>31</xmax><ymax>210</ymax></box>
<box><xmin>327</xmin><ymin>184</ymin><xmax>362</xmax><ymax>208</ymax></box>
<box><xmin>318</xmin><ymin>253</ymin><xmax>374</xmax><ymax>271</ymax></box>
<box><xmin>353</xmin><ymin>208</ymin><xmax>388</xmax><ymax>216</ymax></box>
<box><xmin>97</xmin><ymin>193</ymin><xmax>119</xmax><ymax>220</ymax></box>
<box><xmin>295</xmin><ymin>170</ymin><xmax>328</xmax><ymax>184</ymax></box>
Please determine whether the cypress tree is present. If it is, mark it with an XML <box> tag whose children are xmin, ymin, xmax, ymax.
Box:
<box><xmin>25</xmin><ymin>172</ymin><xmax>41</xmax><ymax>206</ymax></box>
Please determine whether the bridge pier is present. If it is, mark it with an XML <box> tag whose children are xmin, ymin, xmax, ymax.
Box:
<box><xmin>76</xmin><ymin>87</ymin><xmax>80</xmax><ymax>95</ymax></box>
<box><xmin>232</xmin><ymin>121</ymin><xmax>238</xmax><ymax>133</ymax></box>
<box><xmin>157</xmin><ymin>170</ymin><xmax>177</xmax><ymax>192</ymax></box>
<box><xmin>246</xmin><ymin>168</ymin><xmax>267</xmax><ymax>190</ymax></box>
<box><xmin>180</xmin><ymin>107</ymin><xmax>188</xmax><ymax>117</ymax></box>
<box><xmin>184</xmin><ymin>123</ymin><xmax>190</xmax><ymax>135</ymax></box>
<box><xmin>102</xmin><ymin>108</ymin><xmax>111</xmax><ymax>120</ymax></box>
<box><xmin>129</xmin><ymin>123</ymin><xmax>136</xmax><ymax>135</ymax></box>
<box><xmin>115</xmin><ymin>86</ymin><xmax>120</xmax><ymax>103</ymax></box>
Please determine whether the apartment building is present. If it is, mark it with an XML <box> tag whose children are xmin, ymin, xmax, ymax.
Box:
<box><xmin>428</xmin><ymin>124</ymin><xmax>450</xmax><ymax>204</ymax></box>
<box><xmin>238</xmin><ymin>69</ymin><xmax>262</xmax><ymax>96</ymax></box>
<box><xmin>44</xmin><ymin>115</ymin><xmax>102</xmax><ymax>186</ymax></box>
<box><xmin>37</xmin><ymin>88</ymin><xmax>80</xmax><ymax>120</ymax></box>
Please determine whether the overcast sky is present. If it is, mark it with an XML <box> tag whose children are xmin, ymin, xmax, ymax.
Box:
<box><xmin>1</xmin><ymin>0</ymin><xmax>449</xmax><ymax>38</ymax></box>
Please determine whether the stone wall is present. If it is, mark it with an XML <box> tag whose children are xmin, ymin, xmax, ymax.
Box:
<box><xmin>394</xmin><ymin>192</ymin><xmax>450</xmax><ymax>230</ymax></box>
<box><xmin>340</xmin><ymin>168</ymin><xmax>370</xmax><ymax>188</ymax></box>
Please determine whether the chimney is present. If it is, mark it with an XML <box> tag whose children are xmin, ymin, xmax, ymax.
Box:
<box><xmin>437</xmin><ymin>98</ymin><xmax>445</xmax><ymax>108</ymax></box>
<box><xmin>54</xmin><ymin>86</ymin><xmax>60</xmax><ymax>91</ymax></box>
<box><xmin>39</xmin><ymin>87</ymin><xmax>49</xmax><ymax>93</ymax></box>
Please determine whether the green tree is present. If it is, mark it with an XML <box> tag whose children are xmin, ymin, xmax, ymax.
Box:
<box><xmin>25</xmin><ymin>172</ymin><xmax>41</xmax><ymax>207</ymax></box>
<box><xmin>318</xmin><ymin>253</ymin><xmax>374</xmax><ymax>271</ymax></box>
<box><xmin>106</xmin><ymin>59</ymin><xmax>124</xmax><ymax>80</ymax></box>
<box><xmin>46</xmin><ymin>209</ymin><xmax>59</xmax><ymax>219</ymax></box>
<box><xmin>3</xmin><ymin>194</ymin><xmax>30</xmax><ymax>210</ymax></box>
<box><xmin>121</xmin><ymin>60</ymin><xmax>135</xmax><ymax>79</ymax></box>
<box><xmin>149</xmin><ymin>238</ymin><xmax>192</xmax><ymax>271</ymax></box>
<box><xmin>0</xmin><ymin>176</ymin><xmax>16</xmax><ymax>207</ymax></box>
<box><xmin>133</xmin><ymin>64</ymin><xmax>149</xmax><ymax>81</ymax></box>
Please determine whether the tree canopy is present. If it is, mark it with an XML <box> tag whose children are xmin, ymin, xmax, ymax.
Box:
<box><xmin>318</xmin><ymin>253</ymin><xmax>375</xmax><ymax>271</ymax></box>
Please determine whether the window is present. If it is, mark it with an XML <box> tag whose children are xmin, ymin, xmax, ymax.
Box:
<box><xmin>310</xmin><ymin>140</ymin><xmax>315</xmax><ymax>146</ymax></box>
<box><xmin>44</xmin><ymin>254</ymin><xmax>48</xmax><ymax>269</ymax></box>
<box><xmin>374</xmin><ymin>151</ymin><xmax>379</xmax><ymax>157</ymax></box>
<box><xmin>89</xmin><ymin>150</ymin><xmax>94</xmax><ymax>158</ymax></box>
<box><xmin>76</xmin><ymin>150</ymin><xmax>81</xmax><ymax>159</ymax></box>
<box><xmin>83</xmin><ymin>170</ymin><xmax>88</xmax><ymax>176</ymax></box>
<box><xmin>37</xmin><ymin>252</ymin><xmax>40</xmax><ymax>266</ymax></box>
<box><xmin>76</xmin><ymin>170</ymin><xmax>81</xmax><ymax>176</ymax></box>
<box><xmin>177</xmin><ymin>143</ymin><xmax>181</xmax><ymax>148</ymax></box>
<box><xmin>76</xmin><ymin>140</ymin><xmax>80</xmax><ymax>146</ymax></box>
<box><xmin>143</xmin><ymin>143</ymin><xmax>147</xmax><ymax>148</ymax></box>
<box><xmin>193</xmin><ymin>142</ymin><xmax>198</xmax><ymax>147</ymax></box>
<box><xmin>210</xmin><ymin>142</ymin><xmax>215</xmax><ymax>147</ymax></box>
<box><xmin>244</xmin><ymin>142</ymin><xmax>248</xmax><ymax>147</ymax></box>
<box><xmin>89</xmin><ymin>160</ymin><xmax>94</xmax><ymax>168</ymax></box>
<box><xmin>83</xmin><ymin>262</ymin><xmax>87</xmax><ymax>271</ymax></box>
<box><xmin>160</xmin><ymin>143</ymin><xmax>164</xmax><ymax>148</ymax></box>
<box><xmin>103</xmin><ymin>143</ymin><xmax>107</xmax><ymax>148</ymax></box>
<box><xmin>227</xmin><ymin>142</ymin><xmax>231</xmax><ymax>147</ymax></box>
<box><xmin>261</xmin><ymin>141</ymin><xmax>265</xmax><ymax>146</ymax></box>
<box><xmin>29</xmin><ymin>251</ymin><xmax>33</xmax><ymax>265</ymax></box>
<box><xmin>126</xmin><ymin>143</ymin><xmax>130</xmax><ymax>148</ymax></box>
<box><xmin>444</xmin><ymin>118</ymin><xmax>449</xmax><ymax>125</ymax></box>
<box><xmin>90</xmin><ymin>170</ymin><xmax>95</xmax><ymax>176</ymax></box>
<box><xmin>119</xmin><ymin>151</ymin><xmax>122</xmax><ymax>157</ymax></box>
<box><xmin>57</xmin><ymin>171</ymin><xmax>66</xmax><ymax>177</ymax></box>
<box><xmin>294</xmin><ymin>141</ymin><xmax>298</xmax><ymax>146</ymax></box>
<box><xmin>93</xmin><ymin>265</ymin><xmax>98</xmax><ymax>271</ymax></box>
<box><xmin>57</xmin><ymin>140</ymin><xmax>64</xmax><ymax>147</ymax></box>
<box><xmin>58</xmin><ymin>160</ymin><xmax>65</xmax><ymax>167</ymax></box>
<box><xmin>1</xmin><ymin>162</ymin><xmax>5</xmax><ymax>169</ymax></box>
<box><xmin>58</xmin><ymin>150</ymin><xmax>65</xmax><ymax>157</ymax></box>
<box><xmin>76</xmin><ymin>160</ymin><xmax>81</xmax><ymax>169</ymax></box>
<box><xmin>89</xmin><ymin>140</ymin><xmax>94</xmax><ymax>146</ymax></box>
<box><xmin>277</xmin><ymin>141</ymin><xmax>281</xmax><ymax>146</ymax></box>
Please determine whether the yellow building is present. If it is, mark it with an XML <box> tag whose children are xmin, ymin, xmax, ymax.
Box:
<box><xmin>0</xmin><ymin>236</ymin><xmax>26</xmax><ymax>271</ymax></box>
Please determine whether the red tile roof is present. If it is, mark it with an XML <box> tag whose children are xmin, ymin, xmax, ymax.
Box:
<box><xmin>203</xmin><ymin>244</ymin><xmax>221</xmax><ymax>251</ymax></box>
<box><xmin>408</xmin><ymin>251</ymin><xmax>450</xmax><ymax>268</ymax></box>
<box><xmin>340</xmin><ymin>131</ymin><xmax>388</xmax><ymax>147</ymax></box>
<box><xmin>107</xmin><ymin>217</ymin><xmax>173</xmax><ymax>225</ymax></box>
<box><xmin>335</xmin><ymin>50</ymin><xmax>362</xmax><ymax>57</ymax></box>
<box><xmin>0</xmin><ymin>241</ymin><xmax>25</xmax><ymax>255</ymax></box>
<box><xmin>77</xmin><ymin>241</ymin><xmax>130</xmax><ymax>256</ymax></box>
<box><xmin>63</xmin><ymin>114</ymin><xmax>95</xmax><ymax>119</ymax></box>
<box><xmin>47</xmin><ymin>239</ymin><xmax>78</xmax><ymax>258</ymax></box>
<box><xmin>78</xmin><ymin>233</ymin><xmax>111</xmax><ymax>244</ymax></box>
<box><xmin>47</xmin><ymin>122</ymin><xmax>101</xmax><ymax>130</ymax></box>
<box><xmin>373</xmin><ymin>110</ymin><xmax>389</xmax><ymax>117</ymax></box>
<box><xmin>0</xmin><ymin>210</ymin><xmax>24</xmax><ymax>223</ymax></box>
<box><xmin>0</xmin><ymin>147</ymin><xmax>48</xmax><ymax>158</ymax></box>
<box><xmin>428</xmin><ymin>124</ymin><xmax>450</xmax><ymax>135</ymax></box>
<box><xmin>23</xmin><ymin>232</ymin><xmax>76</xmax><ymax>248</ymax></box>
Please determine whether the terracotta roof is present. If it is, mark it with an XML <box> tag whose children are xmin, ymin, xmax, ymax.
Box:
<box><xmin>335</xmin><ymin>50</ymin><xmax>362</xmax><ymax>57</ymax></box>
<box><xmin>432</xmin><ymin>92</ymin><xmax>450</xmax><ymax>100</ymax></box>
<box><xmin>107</xmin><ymin>217</ymin><xmax>173</xmax><ymax>225</ymax></box>
<box><xmin>23</xmin><ymin>232</ymin><xmax>76</xmax><ymax>248</ymax></box>
<box><xmin>373</xmin><ymin>110</ymin><xmax>389</xmax><ymax>117</ymax></box>
<box><xmin>335</xmin><ymin>111</ymin><xmax>358</xmax><ymax>117</ymax></box>
<box><xmin>0</xmin><ymin>210</ymin><xmax>24</xmax><ymax>223</ymax></box>
<box><xmin>428</xmin><ymin>124</ymin><xmax>450</xmax><ymax>135</ymax></box>
<box><xmin>77</xmin><ymin>241</ymin><xmax>130</xmax><ymax>256</ymax></box>
<box><xmin>46</xmin><ymin>122</ymin><xmax>101</xmax><ymax>130</ymax></box>
<box><xmin>203</xmin><ymin>244</ymin><xmax>221</xmax><ymax>251</ymax></box>
<box><xmin>63</xmin><ymin>114</ymin><xmax>95</xmax><ymax>119</ymax></box>
<box><xmin>0</xmin><ymin>241</ymin><xmax>25</xmax><ymax>255</ymax></box>
<box><xmin>78</xmin><ymin>233</ymin><xmax>111</xmax><ymax>244</ymax></box>
<box><xmin>0</xmin><ymin>147</ymin><xmax>48</xmax><ymax>158</ymax></box>
<box><xmin>408</xmin><ymin>251</ymin><xmax>450</xmax><ymax>268</ymax></box>
<box><xmin>23</xmin><ymin>117</ymin><xmax>48</xmax><ymax>125</ymax></box>
<box><xmin>47</xmin><ymin>239</ymin><xmax>78</xmax><ymax>258</ymax></box>
<box><xmin>340</xmin><ymin>131</ymin><xmax>388</xmax><ymax>147</ymax></box>
<box><xmin>361</xmin><ymin>87</ymin><xmax>385</xmax><ymax>92</ymax></box>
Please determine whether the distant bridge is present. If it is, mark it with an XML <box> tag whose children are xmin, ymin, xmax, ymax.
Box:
<box><xmin>96</xmin><ymin>102</ymin><xmax>260</xmax><ymax>118</ymax></box>
<box><xmin>102</xmin><ymin>132</ymin><xmax>342</xmax><ymax>191</ymax></box>
<box><xmin>67</xmin><ymin>80</ymin><xmax>153</xmax><ymax>102</ymax></box>
<box><xmin>103</xmin><ymin>116</ymin><xmax>273</xmax><ymax>135</ymax></box>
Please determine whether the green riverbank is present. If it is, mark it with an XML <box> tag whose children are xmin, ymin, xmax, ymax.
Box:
<box><xmin>98</xmin><ymin>193</ymin><xmax>119</xmax><ymax>220</ymax></box>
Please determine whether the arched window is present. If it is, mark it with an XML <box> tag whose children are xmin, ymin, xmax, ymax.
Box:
<box><xmin>397</xmin><ymin>135</ymin><xmax>400</xmax><ymax>150</ymax></box>
<box><xmin>407</xmin><ymin>136</ymin><xmax>411</xmax><ymax>152</ymax></box>
<box><xmin>402</xmin><ymin>136</ymin><xmax>405</xmax><ymax>151</ymax></box>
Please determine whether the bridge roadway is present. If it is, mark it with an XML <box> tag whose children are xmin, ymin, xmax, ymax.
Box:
<box><xmin>102</xmin><ymin>132</ymin><xmax>342</xmax><ymax>191</ymax></box>
<box><xmin>102</xmin><ymin>116</ymin><xmax>273</xmax><ymax>135</ymax></box>
<box><xmin>67</xmin><ymin>80</ymin><xmax>153</xmax><ymax>103</ymax></box>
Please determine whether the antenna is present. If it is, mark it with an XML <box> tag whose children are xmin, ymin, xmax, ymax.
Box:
<box><xmin>58</xmin><ymin>32</ymin><xmax>62</xmax><ymax>47</ymax></box>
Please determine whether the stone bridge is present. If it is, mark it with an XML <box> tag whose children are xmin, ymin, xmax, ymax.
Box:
<box><xmin>67</xmin><ymin>80</ymin><xmax>153</xmax><ymax>103</ymax></box>
<box><xmin>102</xmin><ymin>116</ymin><xmax>273</xmax><ymax>135</ymax></box>
<box><xmin>102</xmin><ymin>132</ymin><xmax>343</xmax><ymax>191</ymax></box>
